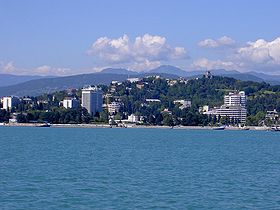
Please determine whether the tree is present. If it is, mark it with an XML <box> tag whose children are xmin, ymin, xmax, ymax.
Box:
<box><xmin>162</xmin><ymin>114</ymin><xmax>174</xmax><ymax>126</ymax></box>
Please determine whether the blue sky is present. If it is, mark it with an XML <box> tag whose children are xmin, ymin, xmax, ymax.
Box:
<box><xmin>0</xmin><ymin>0</ymin><xmax>280</xmax><ymax>75</ymax></box>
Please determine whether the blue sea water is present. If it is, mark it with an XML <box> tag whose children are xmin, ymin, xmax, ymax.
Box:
<box><xmin>0</xmin><ymin>127</ymin><xmax>280</xmax><ymax>209</ymax></box>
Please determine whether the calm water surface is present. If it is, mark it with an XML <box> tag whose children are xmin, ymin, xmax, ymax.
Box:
<box><xmin>1</xmin><ymin>127</ymin><xmax>280</xmax><ymax>209</ymax></box>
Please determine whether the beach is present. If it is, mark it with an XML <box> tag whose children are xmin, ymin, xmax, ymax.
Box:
<box><xmin>0</xmin><ymin>122</ymin><xmax>271</xmax><ymax>131</ymax></box>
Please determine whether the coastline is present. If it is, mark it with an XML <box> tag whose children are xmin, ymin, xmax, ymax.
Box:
<box><xmin>0</xmin><ymin>123</ymin><xmax>272</xmax><ymax>131</ymax></box>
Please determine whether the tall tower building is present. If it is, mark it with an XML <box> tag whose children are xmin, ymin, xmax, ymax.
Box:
<box><xmin>81</xmin><ymin>86</ymin><xmax>103</xmax><ymax>115</ymax></box>
<box><xmin>224</xmin><ymin>91</ymin><xmax>246</xmax><ymax>107</ymax></box>
<box><xmin>218</xmin><ymin>91</ymin><xmax>247</xmax><ymax>123</ymax></box>
<box><xmin>2</xmin><ymin>96</ymin><xmax>19</xmax><ymax>111</ymax></box>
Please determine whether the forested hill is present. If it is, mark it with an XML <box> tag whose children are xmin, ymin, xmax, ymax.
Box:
<box><xmin>5</xmin><ymin>76</ymin><xmax>279</xmax><ymax>126</ymax></box>
<box><xmin>110</xmin><ymin>76</ymin><xmax>280</xmax><ymax>119</ymax></box>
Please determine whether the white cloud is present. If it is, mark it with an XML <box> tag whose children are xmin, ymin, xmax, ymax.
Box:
<box><xmin>0</xmin><ymin>62</ymin><xmax>72</xmax><ymax>76</ymax></box>
<box><xmin>87</xmin><ymin>34</ymin><xmax>187</xmax><ymax>70</ymax></box>
<box><xmin>198</xmin><ymin>36</ymin><xmax>235</xmax><ymax>48</ymax></box>
<box><xmin>237</xmin><ymin>38</ymin><xmax>280</xmax><ymax>65</ymax></box>
<box><xmin>193</xmin><ymin>37</ymin><xmax>280</xmax><ymax>74</ymax></box>
<box><xmin>191</xmin><ymin>58</ymin><xmax>237</xmax><ymax>70</ymax></box>
<box><xmin>34</xmin><ymin>65</ymin><xmax>72</xmax><ymax>75</ymax></box>
<box><xmin>0</xmin><ymin>61</ymin><xmax>17</xmax><ymax>74</ymax></box>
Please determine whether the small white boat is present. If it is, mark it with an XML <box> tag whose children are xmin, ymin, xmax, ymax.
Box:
<box><xmin>271</xmin><ymin>126</ymin><xmax>280</xmax><ymax>132</ymax></box>
<box><xmin>212</xmin><ymin>125</ymin><xmax>226</xmax><ymax>130</ymax></box>
<box><xmin>255</xmin><ymin>126</ymin><xmax>269</xmax><ymax>131</ymax></box>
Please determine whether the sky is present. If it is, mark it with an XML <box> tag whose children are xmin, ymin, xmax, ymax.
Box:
<box><xmin>0</xmin><ymin>0</ymin><xmax>280</xmax><ymax>76</ymax></box>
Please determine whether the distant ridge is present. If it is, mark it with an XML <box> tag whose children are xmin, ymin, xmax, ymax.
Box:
<box><xmin>1</xmin><ymin>65</ymin><xmax>280</xmax><ymax>97</ymax></box>
<box><xmin>0</xmin><ymin>74</ymin><xmax>54</xmax><ymax>87</ymax></box>
<box><xmin>0</xmin><ymin>72</ymin><xmax>179</xmax><ymax>97</ymax></box>
<box><xmin>100</xmin><ymin>68</ymin><xmax>138</xmax><ymax>75</ymax></box>
<box><xmin>149</xmin><ymin>65</ymin><xmax>187</xmax><ymax>77</ymax></box>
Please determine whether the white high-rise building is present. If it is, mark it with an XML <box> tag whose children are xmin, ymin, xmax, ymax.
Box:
<box><xmin>2</xmin><ymin>96</ymin><xmax>19</xmax><ymax>111</ymax></box>
<box><xmin>81</xmin><ymin>86</ymin><xmax>103</xmax><ymax>115</ymax></box>
<box><xmin>63</xmin><ymin>98</ymin><xmax>79</xmax><ymax>109</ymax></box>
<box><xmin>218</xmin><ymin>91</ymin><xmax>247</xmax><ymax>123</ymax></box>
<box><xmin>224</xmin><ymin>91</ymin><xmax>246</xmax><ymax>107</ymax></box>
<box><xmin>202</xmin><ymin>91</ymin><xmax>247</xmax><ymax>124</ymax></box>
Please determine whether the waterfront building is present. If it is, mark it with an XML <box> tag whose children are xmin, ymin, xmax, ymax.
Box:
<box><xmin>266</xmin><ymin>109</ymin><xmax>279</xmax><ymax>122</ymax></box>
<box><xmin>63</xmin><ymin>98</ymin><xmax>79</xmax><ymax>109</ymax></box>
<box><xmin>202</xmin><ymin>91</ymin><xmax>247</xmax><ymax>124</ymax></box>
<box><xmin>108</xmin><ymin>102</ymin><xmax>121</xmax><ymax>114</ymax></box>
<box><xmin>128</xmin><ymin>114</ymin><xmax>139</xmax><ymax>123</ymax></box>
<box><xmin>2</xmin><ymin>96</ymin><xmax>19</xmax><ymax>111</ymax></box>
<box><xmin>81</xmin><ymin>86</ymin><xmax>103</xmax><ymax>115</ymax></box>
<box><xmin>216</xmin><ymin>105</ymin><xmax>247</xmax><ymax>123</ymax></box>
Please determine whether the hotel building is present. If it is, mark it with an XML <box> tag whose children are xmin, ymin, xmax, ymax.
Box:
<box><xmin>202</xmin><ymin>91</ymin><xmax>247</xmax><ymax>124</ymax></box>
<box><xmin>1</xmin><ymin>96</ymin><xmax>19</xmax><ymax>111</ymax></box>
<box><xmin>81</xmin><ymin>86</ymin><xmax>103</xmax><ymax>115</ymax></box>
<box><xmin>217</xmin><ymin>91</ymin><xmax>247</xmax><ymax>123</ymax></box>
<box><xmin>63</xmin><ymin>98</ymin><xmax>79</xmax><ymax>109</ymax></box>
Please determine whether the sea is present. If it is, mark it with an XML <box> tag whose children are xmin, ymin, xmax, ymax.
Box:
<box><xmin>1</xmin><ymin>126</ymin><xmax>280</xmax><ymax>209</ymax></box>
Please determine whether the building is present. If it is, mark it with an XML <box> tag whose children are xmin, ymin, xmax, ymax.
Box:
<box><xmin>161</xmin><ymin>108</ymin><xmax>172</xmax><ymax>115</ymax></box>
<box><xmin>128</xmin><ymin>114</ymin><xmax>139</xmax><ymax>123</ymax></box>
<box><xmin>146</xmin><ymin>99</ymin><xmax>161</xmax><ymax>103</ymax></box>
<box><xmin>81</xmin><ymin>86</ymin><xmax>103</xmax><ymax>115</ymax></box>
<box><xmin>219</xmin><ymin>91</ymin><xmax>247</xmax><ymax>123</ymax></box>
<box><xmin>2</xmin><ymin>96</ymin><xmax>19</xmax><ymax>111</ymax></box>
<box><xmin>216</xmin><ymin>105</ymin><xmax>247</xmax><ymax>123</ymax></box>
<box><xmin>202</xmin><ymin>91</ymin><xmax>247</xmax><ymax>124</ymax></box>
<box><xmin>127</xmin><ymin>77</ymin><xmax>141</xmax><ymax>83</ymax></box>
<box><xmin>266</xmin><ymin>109</ymin><xmax>279</xmax><ymax>122</ymax></box>
<box><xmin>108</xmin><ymin>102</ymin><xmax>121</xmax><ymax>114</ymax></box>
<box><xmin>204</xmin><ymin>71</ymin><xmax>213</xmax><ymax>79</ymax></box>
<box><xmin>136</xmin><ymin>83</ymin><xmax>145</xmax><ymax>89</ymax></box>
<box><xmin>173</xmin><ymin>100</ymin><xmax>191</xmax><ymax>109</ymax></box>
<box><xmin>167</xmin><ymin>79</ymin><xmax>178</xmax><ymax>86</ymax></box>
<box><xmin>63</xmin><ymin>98</ymin><xmax>79</xmax><ymax>109</ymax></box>
<box><xmin>224</xmin><ymin>91</ymin><xmax>246</xmax><ymax>107</ymax></box>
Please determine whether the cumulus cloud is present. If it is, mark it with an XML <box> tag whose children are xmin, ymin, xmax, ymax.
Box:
<box><xmin>193</xmin><ymin>37</ymin><xmax>280</xmax><ymax>74</ymax></box>
<box><xmin>87</xmin><ymin>34</ymin><xmax>187</xmax><ymax>70</ymax></box>
<box><xmin>237</xmin><ymin>38</ymin><xmax>280</xmax><ymax>65</ymax></box>
<box><xmin>198</xmin><ymin>36</ymin><xmax>235</xmax><ymax>48</ymax></box>
<box><xmin>191</xmin><ymin>58</ymin><xmax>237</xmax><ymax>70</ymax></box>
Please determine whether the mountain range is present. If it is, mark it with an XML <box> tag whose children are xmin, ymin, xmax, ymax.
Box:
<box><xmin>0</xmin><ymin>65</ymin><xmax>280</xmax><ymax>97</ymax></box>
<box><xmin>0</xmin><ymin>74</ymin><xmax>53</xmax><ymax>87</ymax></box>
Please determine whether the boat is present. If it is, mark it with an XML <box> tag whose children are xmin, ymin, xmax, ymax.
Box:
<box><xmin>36</xmin><ymin>123</ymin><xmax>51</xmax><ymax>127</ymax></box>
<box><xmin>240</xmin><ymin>126</ymin><xmax>250</xmax><ymax>130</ymax></box>
<box><xmin>254</xmin><ymin>126</ymin><xmax>269</xmax><ymax>131</ymax></box>
<box><xmin>271</xmin><ymin>126</ymin><xmax>280</xmax><ymax>131</ymax></box>
<box><xmin>212</xmin><ymin>125</ymin><xmax>226</xmax><ymax>130</ymax></box>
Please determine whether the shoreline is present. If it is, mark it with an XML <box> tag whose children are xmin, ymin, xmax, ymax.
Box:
<box><xmin>0</xmin><ymin>123</ymin><xmax>272</xmax><ymax>131</ymax></box>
